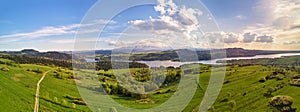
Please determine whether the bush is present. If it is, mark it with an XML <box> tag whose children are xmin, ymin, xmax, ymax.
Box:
<box><xmin>220</xmin><ymin>98</ymin><xmax>229</xmax><ymax>102</ymax></box>
<box><xmin>72</xmin><ymin>100</ymin><xmax>87</xmax><ymax>105</ymax></box>
<box><xmin>208</xmin><ymin>106</ymin><xmax>215</xmax><ymax>112</ymax></box>
<box><xmin>269</xmin><ymin>95</ymin><xmax>296</xmax><ymax>112</ymax></box>
<box><xmin>289</xmin><ymin>79</ymin><xmax>300</xmax><ymax>87</ymax></box>
<box><xmin>292</xmin><ymin>75</ymin><xmax>300</xmax><ymax>79</ymax></box>
<box><xmin>144</xmin><ymin>83</ymin><xmax>159</xmax><ymax>92</ymax></box>
<box><xmin>270</xmin><ymin>96</ymin><xmax>293</xmax><ymax>107</ymax></box>
<box><xmin>109</xmin><ymin>107</ymin><xmax>117</xmax><ymax>112</ymax></box>
<box><xmin>44</xmin><ymin>92</ymin><xmax>50</xmax><ymax>100</ymax></box>
<box><xmin>276</xmin><ymin>76</ymin><xmax>284</xmax><ymax>81</ymax></box>
<box><xmin>259</xmin><ymin>77</ymin><xmax>266</xmax><ymax>82</ymax></box>
<box><xmin>71</xmin><ymin>103</ymin><xmax>76</xmax><ymax>108</ymax></box>
<box><xmin>223</xmin><ymin>80</ymin><xmax>231</xmax><ymax>84</ymax></box>
<box><xmin>228</xmin><ymin>100</ymin><xmax>236</xmax><ymax>108</ymax></box>
<box><xmin>0</xmin><ymin>67</ymin><xmax>9</xmax><ymax>71</ymax></box>
<box><xmin>53</xmin><ymin>97</ymin><xmax>58</xmax><ymax>103</ymax></box>
<box><xmin>135</xmin><ymin>98</ymin><xmax>154</xmax><ymax>104</ymax></box>
<box><xmin>61</xmin><ymin>99</ymin><xmax>67</xmax><ymax>105</ymax></box>
<box><xmin>32</xmin><ymin>69</ymin><xmax>43</xmax><ymax>74</ymax></box>
<box><xmin>226</xmin><ymin>92</ymin><xmax>232</xmax><ymax>97</ymax></box>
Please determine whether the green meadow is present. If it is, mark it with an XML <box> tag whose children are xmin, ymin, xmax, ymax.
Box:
<box><xmin>0</xmin><ymin>56</ymin><xmax>300</xmax><ymax>111</ymax></box>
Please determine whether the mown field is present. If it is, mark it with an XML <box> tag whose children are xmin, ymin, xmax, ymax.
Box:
<box><xmin>0</xmin><ymin>56</ymin><xmax>300</xmax><ymax>111</ymax></box>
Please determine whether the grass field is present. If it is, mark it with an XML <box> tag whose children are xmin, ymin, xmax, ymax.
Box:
<box><xmin>0</xmin><ymin>57</ymin><xmax>299</xmax><ymax>111</ymax></box>
<box><xmin>206</xmin><ymin>65</ymin><xmax>300</xmax><ymax>111</ymax></box>
<box><xmin>0</xmin><ymin>63</ymin><xmax>91</xmax><ymax>111</ymax></box>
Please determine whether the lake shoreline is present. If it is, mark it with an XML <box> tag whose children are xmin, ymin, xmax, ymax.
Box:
<box><xmin>137</xmin><ymin>53</ymin><xmax>300</xmax><ymax>67</ymax></box>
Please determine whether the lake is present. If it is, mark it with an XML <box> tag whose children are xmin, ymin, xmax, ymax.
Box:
<box><xmin>137</xmin><ymin>53</ymin><xmax>300</xmax><ymax>67</ymax></box>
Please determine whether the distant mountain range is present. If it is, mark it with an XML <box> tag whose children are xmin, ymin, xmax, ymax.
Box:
<box><xmin>225</xmin><ymin>48</ymin><xmax>300</xmax><ymax>57</ymax></box>
<box><xmin>125</xmin><ymin>48</ymin><xmax>300</xmax><ymax>61</ymax></box>
<box><xmin>0</xmin><ymin>49</ymin><xmax>79</xmax><ymax>61</ymax></box>
<box><xmin>1</xmin><ymin>48</ymin><xmax>300</xmax><ymax>62</ymax></box>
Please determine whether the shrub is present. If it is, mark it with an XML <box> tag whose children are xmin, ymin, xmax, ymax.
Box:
<box><xmin>292</xmin><ymin>75</ymin><xmax>300</xmax><ymax>79</ymax></box>
<box><xmin>131</xmin><ymin>93</ymin><xmax>149</xmax><ymax>99</ymax></box>
<box><xmin>32</xmin><ymin>69</ymin><xmax>43</xmax><ymax>74</ymax></box>
<box><xmin>64</xmin><ymin>94</ymin><xmax>76</xmax><ymax>100</ymax></box>
<box><xmin>220</xmin><ymin>98</ymin><xmax>229</xmax><ymax>102</ymax></box>
<box><xmin>44</xmin><ymin>92</ymin><xmax>50</xmax><ymax>100</ymax></box>
<box><xmin>144</xmin><ymin>83</ymin><xmax>159</xmax><ymax>92</ymax></box>
<box><xmin>269</xmin><ymin>95</ymin><xmax>296</xmax><ymax>112</ymax></box>
<box><xmin>53</xmin><ymin>97</ymin><xmax>58</xmax><ymax>103</ymax></box>
<box><xmin>226</xmin><ymin>92</ymin><xmax>232</xmax><ymax>97</ymax></box>
<box><xmin>263</xmin><ymin>88</ymin><xmax>274</xmax><ymax>97</ymax></box>
<box><xmin>71</xmin><ymin>103</ymin><xmax>76</xmax><ymax>108</ymax></box>
<box><xmin>104</xmin><ymin>87</ymin><xmax>111</xmax><ymax>95</ymax></box>
<box><xmin>228</xmin><ymin>100</ymin><xmax>236</xmax><ymax>108</ymax></box>
<box><xmin>223</xmin><ymin>80</ymin><xmax>231</xmax><ymax>84</ymax></box>
<box><xmin>135</xmin><ymin>98</ymin><xmax>154</xmax><ymax>104</ymax></box>
<box><xmin>208</xmin><ymin>106</ymin><xmax>215</xmax><ymax>112</ymax></box>
<box><xmin>276</xmin><ymin>76</ymin><xmax>284</xmax><ymax>81</ymax></box>
<box><xmin>289</xmin><ymin>79</ymin><xmax>300</xmax><ymax>87</ymax></box>
<box><xmin>109</xmin><ymin>107</ymin><xmax>117</xmax><ymax>112</ymax></box>
<box><xmin>266</xmin><ymin>74</ymin><xmax>278</xmax><ymax>80</ymax></box>
<box><xmin>61</xmin><ymin>99</ymin><xmax>67</xmax><ymax>105</ymax></box>
<box><xmin>270</xmin><ymin>96</ymin><xmax>293</xmax><ymax>107</ymax></box>
<box><xmin>0</xmin><ymin>67</ymin><xmax>9</xmax><ymax>71</ymax></box>
<box><xmin>259</xmin><ymin>78</ymin><xmax>266</xmax><ymax>82</ymax></box>
<box><xmin>72</xmin><ymin>100</ymin><xmax>87</xmax><ymax>105</ymax></box>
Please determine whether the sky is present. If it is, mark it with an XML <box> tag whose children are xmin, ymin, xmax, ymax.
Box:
<box><xmin>0</xmin><ymin>0</ymin><xmax>299</xmax><ymax>51</ymax></box>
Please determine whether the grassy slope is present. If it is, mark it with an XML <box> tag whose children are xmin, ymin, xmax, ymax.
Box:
<box><xmin>1</xmin><ymin>58</ymin><xmax>300</xmax><ymax>111</ymax></box>
<box><xmin>0</xmin><ymin>63</ymin><xmax>91</xmax><ymax>112</ymax></box>
<box><xmin>210</xmin><ymin>65</ymin><xmax>300</xmax><ymax>112</ymax></box>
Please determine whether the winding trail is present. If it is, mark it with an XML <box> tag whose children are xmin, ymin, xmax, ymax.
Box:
<box><xmin>34</xmin><ymin>70</ymin><xmax>51</xmax><ymax>112</ymax></box>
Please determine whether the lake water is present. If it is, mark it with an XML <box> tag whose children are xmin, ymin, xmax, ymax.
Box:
<box><xmin>137</xmin><ymin>53</ymin><xmax>300</xmax><ymax>67</ymax></box>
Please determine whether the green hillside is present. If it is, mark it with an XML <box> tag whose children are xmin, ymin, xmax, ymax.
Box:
<box><xmin>0</xmin><ymin>61</ymin><xmax>91</xmax><ymax>111</ymax></box>
<box><xmin>0</xmin><ymin>56</ymin><xmax>300</xmax><ymax>111</ymax></box>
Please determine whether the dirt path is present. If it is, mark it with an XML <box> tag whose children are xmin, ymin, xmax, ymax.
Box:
<box><xmin>34</xmin><ymin>70</ymin><xmax>51</xmax><ymax>112</ymax></box>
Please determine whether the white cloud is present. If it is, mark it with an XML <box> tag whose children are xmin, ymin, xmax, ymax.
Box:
<box><xmin>256</xmin><ymin>35</ymin><xmax>274</xmax><ymax>43</ymax></box>
<box><xmin>104</xmin><ymin>40</ymin><xmax>127</xmax><ymax>46</ymax></box>
<box><xmin>103</xmin><ymin>39</ymin><xmax>169</xmax><ymax>49</ymax></box>
<box><xmin>242</xmin><ymin>32</ymin><xmax>257</xmax><ymax>43</ymax></box>
<box><xmin>203</xmin><ymin>32</ymin><xmax>222</xmax><ymax>44</ymax></box>
<box><xmin>235</xmin><ymin>15</ymin><xmax>246</xmax><ymax>20</ymax></box>
<box><xmin>284</xmin><ymin>41</ymin><xmax>300</xmax><ymax>45</ymax></box>
<box><xmin>202</xmin><ymin>31</ymin><xmax>276</xmax><ymax>44</ymax></box>
<box><xmin>0</xmin><ymin>25</ymin><xmax>77</xmax><ymax>39</ymax></box>
<box><xmin>254</xmin><ymin>0</ymin><xmax>299</xmax><ymax>25</ymax></box>
<box><xmin>255</xmin><ymin>0</ymin><xmax>299</xmax><ymax>31</ymax></box>
<box><xmin>241</xmin><ymin>0</ymin><xmax>300</xmax><ymax>48</ymax></box>
<box><xmin>0</xmin><ymin>19</ymin><xmax>116</xmax><ymax>41</ymax></box>
<box><xmin>129</xmin><ymin>0</ymin><xmax>202</xmax><ymax>40</ymax></box>
<box><xmin>51</xmin><ymin>39</ymin><xmax>75</xmax><ymax>44</ymax></box>
<box><xmin>203</xmin><ymin>32</ymin><xmax>240</xmax><ymax>44</ymax></box>
<box><xmin>223</xmin><ymin>32</ymin><xmax>239</xmax><ymax>43</ymax></box>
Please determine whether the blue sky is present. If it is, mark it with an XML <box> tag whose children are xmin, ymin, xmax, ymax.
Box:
<box><xmin>0</xmin><ymin>0</ymin><xmax>96</xmax><ymax>34</ymax></box>
<box><xmin>0</xmin><ymin>0</ymin><xmax>299</xmax><ymax>51</ymax></box>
